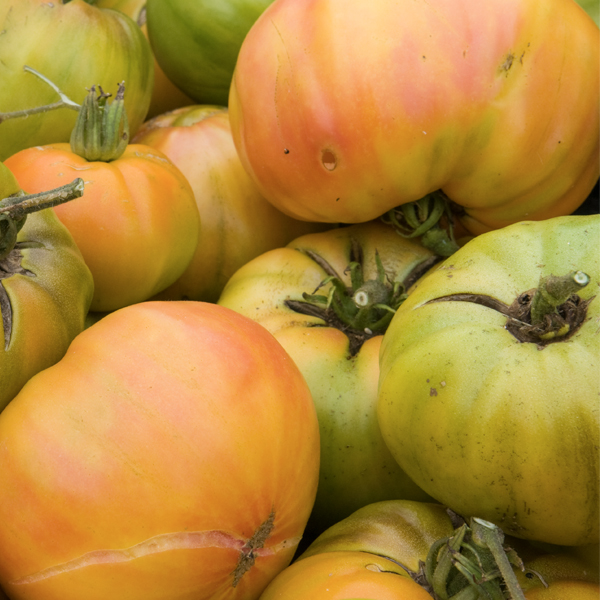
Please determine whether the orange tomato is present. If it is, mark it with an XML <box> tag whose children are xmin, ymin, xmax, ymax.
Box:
<box><xmin>5</xmin><ymin>144</ymin><xmax>200</xmax><ymax>312</ymax></box>
<box><xmin>258</xmin><ymin>551</ymin><xmax>432</xmax><ymax>600</ymax></box>
<box><xmin>133</xmin><ymin>105</ymin><xmax>327</xmax><ymax>303</ymax></box>
<box><xmin>0</xmin><ymin>301</ymin><xmax>320</xmax><ymax>600</ymax></box>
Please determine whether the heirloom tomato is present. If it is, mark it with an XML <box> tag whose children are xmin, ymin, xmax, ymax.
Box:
<box><xmin>377</xmin><ymin>215</ymin><xmax>600</xmax><ymax>547</ymax></box>
<box><xmin>298</xmin><ymin>500</ymin><xmax>455</xmax><ymax>575</ymax></box>
<box><xmin>218</xmin><ymin>222</ymin><xmax>438</xmax><ymax>536</ymax></box>
<box><xmin>257</xmin><ymin>551</ymin><xmax>432</xmax><ymax>600</ymax></box>
<box><xmin>132</xmin><ymin>105</ymin><xmax>328</xmax><ymax>303</ymax></box>
<box><xmin>96</xmin><ymin>0</ymin><xmax>194</xmax><ymax>118</ymax></box>
<box><xmin>5</xmin><ymin>87</ymin><xmax>200</xmax><ymax>312</ymax></box>
<box><xmin>229</xmin><ymin>0</ymin><xmax>599</xmax><ymax>233</ymax></box>
<box><xmin>0</xmin><ymin>0</ymin><xmax>153</xmax><ymax>161</ymax></box>
<box><xmin>0</xmin><ymin>301</ymin><xmax>320</xmax><ymax>600</ymax></box>
<box><xmin>145</xmin><ymin>0</ymin><xmax>274</xmax><ymax>106</ymax></box>
<box><xmin>0</xmin><ymin>163</ymin><xmax>93</xmax><ymax>413</ymax></box>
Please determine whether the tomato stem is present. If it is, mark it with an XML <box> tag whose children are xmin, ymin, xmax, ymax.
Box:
<box><xmin>530</xmin><ymin>271</ymin><xmax>590</xmax><ymax>328</ymax></box>
<box><xmin>0</xmin><ymin>178</ymin><xmax>85</xmax><ymax>260</ymax></box>
<box><xmin>0</xmin><ymin>66</ymin><xmax>80</xmax><ymax>124</ymax></box>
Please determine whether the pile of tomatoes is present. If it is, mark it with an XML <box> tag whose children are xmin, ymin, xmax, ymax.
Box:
<box><xmin>0</xmin><ymin>1</ymin><xmax>597</xmax><ymax>599</ymax></box>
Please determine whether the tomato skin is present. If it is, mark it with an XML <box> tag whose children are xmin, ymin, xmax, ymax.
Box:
<box><xmin>0</xmin><ymin>208</ymin><xmax>94</xmax><ymax>412</ymax></box>
<box><xmin>230</xmin><ymin>0</ymin><xmax>599</xmax><ymax>232</ymax></box>
<box><xmin>145</xmin><ymin>0</ymin><xmax>275</xmax><ymax>106</ymax></box>
<box><xmin>5</xmin><ymin>143</ymin><xmax>200</xmax><ymax>312</ymax></box>
<box><xmin>299</xmin><ymin>500</ymin><xmax>455</xmax><ymax>575</ymax></box>
<box><xmin>96</xmin><ymin>0</ymin><xmax>194</xmax><ymax>118</ymax></box>
<box><xmin>219</xmin><ymin>222</ymin><xmax>437</xmax><ymax>534</ymax></box>
<box><xmin>132</xmin><ymin>105</ymin><xmax>328</xmax><ymax>303</ymax></box>
<box><xmin>525</xmin><ymin>580</ymin><xmax>600</xmax><ymax>599</ymax></box>
<box><xmin>0</xmin><ymin>0</ymin><xmax>153</xmax><ymax>161</ymax></box>
<box><xmin>0</xmin><ymin>301</ymin><xmax>320</xmax><ymax>600</ymax></box>
<box><xmin>258</xmin><ymin>551</ymin><xmax>432</xmax><ymax>600</ymax></box>
<box><xmin>377</xmin><ymin>215</ymin><xmax>600</xmax><ymax>546</ymax></box>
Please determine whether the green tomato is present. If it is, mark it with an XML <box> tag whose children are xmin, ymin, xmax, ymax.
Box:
<box><xmin>145</xmin><ymin>0</ymin><xmax>274</xmax><ymax>105</ymax></box>
<box><xmin>377</xmin><ymin>215</ymin><xmax>600</xmax><ymax>547</ymax></box>
<box><xmin>218</xmin><ymin>222</ymin><xmax>438</xmax><ymax>535</ymax></box>
<box><xmin>298</xmin><ymin>499</ymin><xmax>455</xmax><ymax>575</ymax></box>
<box><xmin>0</xmin><ymin>0</ymin><xmax>153</xmax><ymax>161</ymax></box>
<box><xmin>575</xmin><ymin>0</ymin><xmax>599</xmax><ymax>26</ymax></box>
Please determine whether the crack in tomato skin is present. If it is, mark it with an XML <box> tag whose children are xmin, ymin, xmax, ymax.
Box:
<box><xmin>10</xmin><ymin>527</ymin><xmax>300</xmax><ymax>586</ymax></box>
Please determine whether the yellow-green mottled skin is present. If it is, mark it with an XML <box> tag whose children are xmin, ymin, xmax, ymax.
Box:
<box><xmin>377</xmin><ymin>215</ymin><xmax>600</xmax><ymax>546</ymax></box>
<box><xmin>0</xmin><ymin>0</ymin><xmax>153</xmax><ymax>161</ymax></box>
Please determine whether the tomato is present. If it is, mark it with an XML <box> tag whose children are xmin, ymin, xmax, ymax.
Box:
<box><xmin>525</xmin><ymin>580</ymin><xmax>600</xmax><ymax>599</ymax></box>
<box><xmin>132</xmin><ymin>105</ymin><xmax>328</xmax><ymax>303</ymax></box>
<box><xmin>96</xmin><ymin>0</ymin><xmax>194</xmax><ymax>118</ymax></box>
<box><xmin>0</xmin><ymin>301</ymin><xmax>320</xmax><ymax>600</ymax></box>
<box><xmin>219</xmin><ymin>222</ymin><xmax>438</xmax><ymax>535</ymax></box>
<box><xmin>0</xmin><ymin>163</ymin><xmax>93</xmax><ymax>413</ymax></box>
<box><xmin>377</xmin><ymin>215</ymin><xmax>600</xmax><ymax>546</ymax></box>
<box><xmin>145</xmin><ymin>0</ymin><xmax>274</xmax><ymax>106</ymax></box>
<box><xmin>229</xmin><ymin>0</ymin><xmax>599</xmax><ymax>233</ymax></box>
<box><xmin>516</xmin><ymin>552</ymin><xmax>600</xmax><ymax>592</ymax></box>
<box><xmin>575</xmin><ymin>0</ymin><xmax>600</xmax><ymax>25</ymax></box>
<box><xmin>298</xmin><ymin>500</ymin><xmax>455</xmax><ymax>575</ymax></box>
<box><xmin>5</xmin><ymin>139</ymin><xmax>200</xmax><ymax>312</ymax></box>
<box><xmin>0</xmin><ymin>0</ymin><xmax>153</xmax><ymax>161</ymax></box>
<box><xmin>257</xmin><ymin>551</ymin><xmax>432</xmax><ymax>600</ymax></box>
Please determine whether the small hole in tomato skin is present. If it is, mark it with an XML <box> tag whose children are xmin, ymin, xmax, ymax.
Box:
<box><xmin>321</xmin><ymin>150</ymin><xmax>337</xmax><ymax>171</ymax></box>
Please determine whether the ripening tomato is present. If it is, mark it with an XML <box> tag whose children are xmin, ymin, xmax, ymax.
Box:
<box><xmin>5</xmin><ymin>143</ymin><xmax>200</xmax><ymax>312</ymax></box>
<box><xmin>0</xmin><ymin>301</ymin><xmax>320</xmax><ymax>600</ymax></box>
<box><xmin>257</xmin><ymin>551</ymin><xmax>432</xmax><ymax>600</ymax></box>
<box><xmin>229</xmin><ymin>0</ymin><xmax>599</xmax><ymax>233</ymax></box>
<box><xmin>219</xmin><ymin>222</ymin><xmax>438</xmax><ymax>535</ymax></box>
<box><xmin>132</xmin><ymin>105</ymin><xmax>328</xmax><ymax>303</ymax></box>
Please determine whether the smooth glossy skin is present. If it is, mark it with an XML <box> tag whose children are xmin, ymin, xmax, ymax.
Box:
<box><xmin>5</xmin><ymin>143</ymin><xmax>200</xmax><ymax>312</ymax></box>
<box><xmin>377</xmin><ymin>215</ymin><xmax>600</xmax><ymax>546</ymax></box>
<box><xmin>145</xmin><ymin>0</ymin><xmax>274</xmax><ymax>105</ymax></box>
<box><xmin>230</xmin><ymin>0</ymin><xmax>599</xmax><ymax>232</ymax></box>
<box><xmin>219</xmin><ymin>222</ymin><xmax>437</xmax><ymax>534</ymax></box>
<box><xmin>0</xmin><ymin>0</ymin><xmax>153</xmax><ymax>161</ymax></box>
<box><xmin>0</xmin><ymin>208</ymin><xmax>94</xmax><ymax>412</ymax></box>
<box><xmin>133</xmin><ymin>105</ymin><xmax>328</xmax><ymax>303</ymax></box>
<box><xmin>258</xmin><ymin>551</ymin><xmax>432</xmax><ymax>600</ymax></box>
<box><xmin>0</xmin><ymin>301</ymin><xmax>321</xmax><ymax>600</ymax></box>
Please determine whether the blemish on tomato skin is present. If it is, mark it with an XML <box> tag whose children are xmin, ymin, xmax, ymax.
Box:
<box><xmin>10</xmin><ymin>511</ymin><xmax>299</xmax><ymax>588</ymax></box>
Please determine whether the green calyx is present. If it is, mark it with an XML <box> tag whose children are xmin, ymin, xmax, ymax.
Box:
<box><xmin>285</xmin><ymin>241</ymin><xmax>408</xmax><ymax>354</ymax></box>
<box><xmin>0</xmin><ymin>178</ymin><xmax>85</xmax><ymax>260</ymax></box>
<box><xmin>302</xmin><ymin>252</ymin><xmax>406</xmax><ymax>334</ymax></box>
<box><xmin>421</xmin><ymin>516</ymin><xmax>530</xmax><ymax>600</ymax></box>
<box><xmin>70</xmin><ymin>82</ymin><xmax>129</xmax><ymax>162</ymax></box>
<box><xmin>382</xmin><ymin>191</ymin><xmax>460</xmax><ymax>257</ymax></box>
